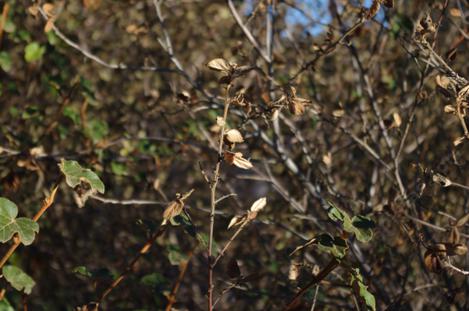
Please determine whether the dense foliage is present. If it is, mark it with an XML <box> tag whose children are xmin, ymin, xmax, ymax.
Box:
<box><xmin>1</xmin><ymin>0</ymin><xmax>469</xmax><ymax>310</ymax></box>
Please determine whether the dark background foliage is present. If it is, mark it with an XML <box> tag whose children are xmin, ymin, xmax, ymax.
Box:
<box><xmin>1</xmin><ymin>0</ymin><xmax>469</xmax><ymax>310</ymax></box>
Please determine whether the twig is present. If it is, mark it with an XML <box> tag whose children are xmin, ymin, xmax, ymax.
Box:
<box><xmin>37</xmin><ymin>7</ymin><xmax>174</xmax><ymax>73</ymax></box>
<box><xmin>212</xmin><ymin>221</ymin><xmax>248</xmax><ymax>268</ymax></box>
<box><xmin>0</xmin><ymin>186</ymin><xmax>59</xmax><ymax>269</ymax></box>
<box><xmin>165</xmin><ymin>248</ymin><xmax>194</xmax><ymax>311</ymax></box>
<box><xmin>310</xmin><ymin>285</ymin><xmax>320</xmax><ymax>311</ymax></box>
<box><xmin>0</xmin><ymin>3</ymin><xmax>9</xmax><ymax>48</ymax></box>
<box><xmin>227</xmin><ymin>0</ymin><xmax>271</xmax><ymax>63</ymax></box>
<box><xmin>443</xmin><ymin>261</ymin><xmax>469</xmax><ymax>275</ymax></box>
<box><xmin>284</xmin><ymin>258</ymin><xmax>339</xmax><ymax>311</ymax></box>
<box><xmin>405</xmin><ymin>214</ymin><xmax>469</xmax><ymax>238</ymax></box>
<box><xmin>90</xmin><ymin>195</ymin><xmax>167</xmax><ymax>206</ymax></box>
<box><xmin>207</xmin><ymin>95</ymin><xmax>231</xmax><ymax>311</ymax></box>
<box><xmin>95</xmin><ymin>225</ymin><xmax>167</xmax><ymax>307</ymax></box>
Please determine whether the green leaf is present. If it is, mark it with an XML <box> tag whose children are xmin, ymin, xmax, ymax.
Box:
<box><xmin>172</xmin><ymin>213</ymin><xmax>196</xmax><ymax>237</ymax></box>
<box><xmin>111</xmin><ymin>162</ymin><xmax>127</xmax><ymax>176</ymax></box>
<box><xmin>24</xmin><ymin>42</ymin><xmax>45</xmax><ymax>63</ymax></box>
<box><xmin>85</xmin><ymin>119</ymin><xmax>109</xmax><ymax>143</ymax></box>
<box><xmin>166</xmin><ymin>244</ymin><xmax>188</xmax><ymax>266</ymax></box>
<box><xmin>0</xmin><ymin>298</ymin><xmax>14</xmax><ymax>311</ymax></box>
<box><xmin>0</xmin><ymin>198</ymin><xmax>39</xmax><ymax>246</ymax></box>
<box><xmin>72</xmin><ymin>266</ymin><xmax>92</xmax><ymax>278</ymax></box>
<box><xmin>0</xmin><ymin>52</ymin><xmax>12</xmax><ymax>72</ymax></box>
<box><xmin>58</xmin><ymin>160</ymin><xmax>105</xmax><ymax>193</ymax></box>
<box><xmin>63</xmin><ymin>106</ymin><xmax>81</xmax><ymax>125</ymax></box>
<box><xmin>140</xmin><ymin>272</ymin><xmax>167</xmax><ymax>287</ymax></box>
<box><xmin>197</xmin><ymin>233</ymin><xmax>219</xmax><ymax>256</ymax></box>
<box><xmin>350</xmin><ymin>215</ymin><xmax>375</xmax><ymax>243</ymax></box>
<box><xmin>327</xmin><ymin>201</ymin><xmax>350</xmax><ymax>223</ymax></box>
<box><xmin>2</xmin><ymin>265</ymin><xmax>35</xmax><ymax>295</ymax></box>
<box><xmin>350</xmin><ymin>268</ymin><xmax>376</xmax><ymax>311</ymax></box>
<box><xmin>316</xmin><ymin>233</ymin><xmax>348</xmax><ymax>259</ymax></box>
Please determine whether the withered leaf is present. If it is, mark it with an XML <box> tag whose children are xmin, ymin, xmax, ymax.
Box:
<box><xmin>456</xmin><ymin>213</ymin><xmax>469</xmax><ymax>227</ymax></box>
<box><xmin>224</xmin><ymin>129</ymin><xmax>244</xmax><ymax>144</ymax></box>
<box><xmin>227</xmin><ymin>215</ymin><xmax>244</xmax><ymax>229</ymax></box>
<box><xmin>249</xmin><ymin>197</ymin><xmax>266</xmax><ymax>212</ymax></box>
<box><xmin>382</xmin><ymin>0</ymin><xmax>394</xmax><ymax>8</ymax></box>
<box><xmin>207</xmin><ymin>58</ymin><xmax>232</xmax><ymax>72</ymax></box>
<box><xmin>224</xmin><ymin>152</ymin><xmax>253</xmax><ymax>169</ymax></box>
<box><xmin>162</xmin><ymin>200</ymin><xmax>184</xmax><ymax>222</ymax></box>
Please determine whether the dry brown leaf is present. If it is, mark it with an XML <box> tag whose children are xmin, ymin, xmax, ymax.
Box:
<box><xmin>289</xmin><ymin>99</ymin><xmax>306</xmax><ymax>116</ymax></box>
<box><xmin>453</xmin><ymin>136</ymin><xmax>465</xmax><ymax>146</ymax></box>
<box><xmin>232</xmin><ymin>152</ymin><xmax>253</xmax><ymax>170</ymax></box>
<box><xmin>42</xmin><ymin>3</ymin><xmax>55</xmax><ymax>17</ymax></box>
<box><xmin>392</xmin><ymin>112</ymin><xmax>402</xmax><ymax>127</ymax></box>
<box><xmin>227</xmin><ymin>215</ymin><xmax>243</xmax><ymax>229</ymax></box>
<box><xmin>288</xmin><ymin>262</ymin><xmax>300</xmax><ymax>281</ymax></box>
<box><xmin>449</xmin><ymin>8</ymin><xmax>461</xmax><ymax>17</ymax></box>
<box><xmin>28</xmin><ymin>5</ymin><xmax>39</xmax><ymax>16</ymax></box>
<box><xmin>444</xmin><ymin>105</ymin><xmax>456</xmax><ymax>114</ymax></box>
<box><xmin>224</xmin><ymin>129</ymin><xmax>244</xmax><ymax>144</ymax></box>
<box><xmin>332</xmin><ymin>109</ymin><xmax>345</xmax><ymax>118</ymax></box>
<box><xmin>456</xmin><ymin>213</ymin><xmax>469</xmax><ymax>227</ymax></box>
<box><xmin>44</xmin><ymin>19</ymin><xmax>54</xmax><ymax>32</ymax></box>
<box><xmin>322</xmin><ymin>152</ymin><xmax>332</xmax><ymax>168</ymax></box>
<box><xmin>216</xmin><ymin>116</ymin><xmax>225</xmax><ymax>127</ymax></box>
<box><xmin>162</xmin><ymin>200</ymin><xmax>184</xmax><ymax>222</ymax></box>
<box><xmin>249</xmin><ymin>197</ymin><xmax>266</xmax><ymax>212</ymax></box>
<box><xmin>207</xmin><ymin>58</ymin><xmax>232</xmax><ymax>72</ymax></box>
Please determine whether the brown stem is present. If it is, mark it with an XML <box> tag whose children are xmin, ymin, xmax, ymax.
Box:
<box><xmin>0</xmin><ymin>186</ymin><xmax>59</xmax><ymax>270</ymax></box>
<box><xmin>208</xmin><ymin>96</ymin><xmax>231</xmax><ymax>311</ymax></box>
<box><xmin>97</xmin><ymin>225</ymin><xmax>167</xmax><ymax>306</ymax></box>
<box><xmin>283</xmin><ymin>258</ymin><xmax>339</xmax><ymax>311</ymax></box>
<box><xmin>0</xmin><ymin>3</ymin><xmax>9</xmax><ymax>48</ymax></box>
<box><xmin>165</xmin><ymin>248</ymin><xmax>195</xmax><ymax>311</ymax></box>
<box><xmin>212</xmin><ymin>221</ymin><xmax>248</xmax><ymax>268</ymax></box>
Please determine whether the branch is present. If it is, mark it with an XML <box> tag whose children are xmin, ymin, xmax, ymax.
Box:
<box><xmin>37</xmin><ymin>7</ymin><xmax>174</xmax><ymax>73</ymax></box>
<box><xmin>0</xmin><ymin>185</ymin><xmax>59</xmax><ymax>269</ymax></box>
<box><xmin>227</xmin><ymin>0</ymin><xmax>271</xmax><ymax>63</ymax></box>
<box><xmin>95</xmin><ymin>225</ymin><xmax>167</xmax><ymax>307</ymax></box>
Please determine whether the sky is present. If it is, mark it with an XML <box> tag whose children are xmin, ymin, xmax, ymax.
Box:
<box><xmin>245</xmin><ymin>0</ymin><xmax>376</xmax><ymax>36</ymax></box>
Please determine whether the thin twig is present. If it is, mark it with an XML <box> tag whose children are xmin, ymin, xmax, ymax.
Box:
<box><xmin>212</xmin><ymin>221</ymin><xmax>248</xmax><ymax>268</ymax></box>
<box><xmin>96</xmin><ymin>225</ymin><xmax>167</xmax><ymax>306</ymax></box>
<box><xmin>37</xmin><ymin>7</ymin><xmax>174</xmax><ymax>73</ymax></box>
<box><xmin>227</xmin><ymin>0</ymin><xmax>271</xmax><ymax>63</ymax></box>
<box><xmin>284</xmin><ymin>258</ymin><xmax>339</xmax><ymax>311</ymax></box>
<box><xmin>0</xmin><ymin>186</ymin><xmax>59</xmax><ymax>269</ymax></box>
<box><xmin>90</xmin><ymin>195</ymin><xmax>167</xmax><ymax>206</ymax></box>
<box><xmin>207</xmin><ymin>96</ymin><xmax>231</xmax><ymax>311</ymax></box>
<box><xmin>165</xmin><ymin>248</ymin><xmax>195</xmax><ymax>311</ymax></box>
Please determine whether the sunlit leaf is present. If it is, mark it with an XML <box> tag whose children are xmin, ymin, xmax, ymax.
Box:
<box><xmin>24</xmin><ymin>42</ymin><xmax>45</xmax><ymax>63</ymax></box>
<box><xmin>0</xmin><ymin>198</ymin><xmax>39</xmax><ymax>245</ymax></box>
<box><xmin>58</xmin><ymin>160</ymin><xmax>105</xmax><ymax>193</ymax></box>
<box><xmin>350</xmin><ymin>268</ymin><xmax>376</xmax><ymax>311</ymax></box>
<box><xmin>3</xmin><ymin>265</ymin><xmax>35</xmax><ymax>295</ymax></box>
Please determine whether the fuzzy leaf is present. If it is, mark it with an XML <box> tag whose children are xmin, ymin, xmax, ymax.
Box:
<box><xmin>59</xmin><ymin>160</ymin><xmax>105</xmax><ymax>193</ymax></box>
<box><xmin>0</xmin><ymin>198</ymin><xmax>39</xmax><ymax>245</ymax></box>
<box><xmin>3</xmin><ymin>265</ymin><xmax>35</xmax><ymax>295</ymax></box>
